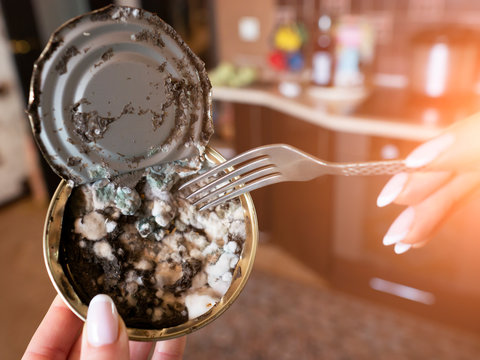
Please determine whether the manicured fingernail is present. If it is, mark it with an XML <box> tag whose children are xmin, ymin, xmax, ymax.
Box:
<box><xmin>405</xmin><ymin>134</ymin><xmax>454</xmax><ymax>168</ymax></box>
<box><xmin>383</xmin><ymin>207</ymin><xmax>415</xmax><ymax>246</ymax></box>
<box><xmin>394</xmin><ymin>242</ymin><xmax>412</xmax><ymax>254</ymax></box>
<box><xmin>377</xmin><ymin>173</ymin><xmax>408</xmax><ymax>207</ymax></box>
<box><xmin>87</xmin><ymin>294</ymin><xmax>118</xmax><ymax>347</ymax></box>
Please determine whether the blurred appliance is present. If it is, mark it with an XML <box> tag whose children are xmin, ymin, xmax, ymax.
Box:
<box><xmin>409</xmin><ymin>27</ymin><xmax>480</xmax><ymax>99</ymax></box>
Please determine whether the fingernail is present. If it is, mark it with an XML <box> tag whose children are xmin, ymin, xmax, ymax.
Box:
<box><xmin>87</xmin><ymin>294</ymin><xmax>119</xmax><ymax>347</ymax></box>
<box><xmin>383</xmin><ymin>207</ymin><xmax>415</xmax><ymax>246</ymax></box>
<box><xmin>394</xmin><ymin>242</ymin><xmax>412</xmax><ymax>254</ymax></box>
<box><xmin>405</xmin><ymin>133</ymin><xmax>454</xmax><ymax>168</ymax></box>
<box><xmin>377</xmin><ymin>173</ymin><xmax>408</xmax><ymax>207</ymax></box>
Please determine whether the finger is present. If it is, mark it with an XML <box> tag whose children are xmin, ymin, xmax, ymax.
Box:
<box><xmin>67</xmin><ymin>334</ymin><xmax>82</xmax><ymax>360</ymax></box>
<box><xmin>152</xmin><ymin>337</ymin><xmax>187</xmax><ymax>360</ymax></box>
<box><xmin>412</xmin><ymin>240</ymin><xmax>429</xmax><ymax>249</ymax></box>
<box><xmin>382</xmin><ymin>172</ymin><xmax>480</xmax><ymax>253</ymax></box>
<box><xmin>23</xmin><ymin>295</ymin><xmax>83</xmax><ymax>360</ymax></box>
<box><xmin>395</xmin><ymin>171</ymin><xmax>452</xmax><ymax>205</ymax></box>
<box><xmin>377</xmin><ymin>171</ymin><xmax>452</xmax><ymax>207</ymax></box>
<box><xmin>70</xmin><ymin>323</ymin><xmax>154</xmax><ymax>360</ymax></box>
<box><xmin>73</xmin><ymin>340</ymin><xmax>154</xmax><ymax>360</ymax></box>
<box><xmin>405</xmin><ymin>113</ymin><xmax>480</xmax><ymax>171</ymax></box>
<box><xmin>70</xmin><ymin>330</ymin><xmax>151</xmax><ymax>360</ymax></box>
<box><xmin>129</xmin><ymin>341</ymin><xmax>154</xmax><ymax>360</ymax></box>
<box><xmin>80</xmin><ymin>295</ymin><xmax>129</xmax><ymax>360</ymax></box>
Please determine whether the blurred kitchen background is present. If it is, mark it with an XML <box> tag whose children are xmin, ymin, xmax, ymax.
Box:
<box><xmin>3</xmin><ymin>0</ymin><xmax>480</xmax><ymax>359</ymax></box>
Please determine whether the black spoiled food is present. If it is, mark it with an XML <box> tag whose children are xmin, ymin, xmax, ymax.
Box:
<box><xmin>55</xmin><ymin>46</ymin><xmax>80</xmax><ymax>75</ymax></box>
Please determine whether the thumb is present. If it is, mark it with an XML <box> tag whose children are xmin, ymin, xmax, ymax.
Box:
<box><xmin>80</xmin><ymin>294</ymin><xmax>129</xmax><ymax>360</ymax></box>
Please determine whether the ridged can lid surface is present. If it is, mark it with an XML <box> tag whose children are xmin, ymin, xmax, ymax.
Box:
<box><xmin>28</xmin><ymin>5</ymin><xmax>213</xmax><ymax>184</ymax></box>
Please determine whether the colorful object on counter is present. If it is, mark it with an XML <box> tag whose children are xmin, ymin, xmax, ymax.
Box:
<box><xmin>334</xmin><ymin>15</ymin><xmax>375</xmax><ymax>87</ymax></box>
<box><xmin>209</xmin><ymin>62</ymin><xmax>258</xmax><ymax>88</ymax></box>
<box><xmin>287</xmin><ymin>51</ymin><xmax>304</xmax><ymax>71</ymax></box>
<box><xmin>268</xmin><ymin>50</ymin><xmax>287</xmax><ymax>71</ymax></box>
<box><xmin>274</xmin><ymin>24</ymin><xmax>303</xmax><ymax>52</ymax></box>
<box><xmin>268</xmin><ymin>20</ymin><xmax>307</xmax><ymax>72</ymax></box>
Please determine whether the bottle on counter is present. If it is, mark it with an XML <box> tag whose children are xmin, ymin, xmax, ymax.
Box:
<box><xmin>334</xmin><ymin>15</ymin><xmax>375</xmax><ymax>88</ymax></box>
<box><xmin>311</xmin><ymin>14</ymin><xmax>335</xmax><ymax>87</ymax></box>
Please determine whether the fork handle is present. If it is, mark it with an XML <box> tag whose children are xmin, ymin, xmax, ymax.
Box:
<box><xmin>329</xmin><ymin>159</ymin><xmax>410</xmax><ymax>176</ymax></box>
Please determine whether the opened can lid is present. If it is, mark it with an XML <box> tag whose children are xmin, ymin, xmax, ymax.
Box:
<box><xmin>28</xmin><ymin>5</ymin><xmax>213</xmax><ymax>185</ymax></box>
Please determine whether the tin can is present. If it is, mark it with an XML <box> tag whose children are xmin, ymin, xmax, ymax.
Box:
<box><xmin>43</xmin><ymin>146</ymin><xmax>258</xmax><ymax>341</ymax></box>
<box><xmin>30</xmin><ymin>5</ymin><xmax>258</xmax><ymax>341</ymax></box>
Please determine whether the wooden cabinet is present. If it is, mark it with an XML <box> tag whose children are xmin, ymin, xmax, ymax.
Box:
<box><xmin>231</xmin><ymin>101</ymin><xmax>480</xmax><ymax>332</ymax></box>
<box><xmin>232</xmin><ymin>103</ymin><xmax>334</xmax><ymax>276</ymax></box>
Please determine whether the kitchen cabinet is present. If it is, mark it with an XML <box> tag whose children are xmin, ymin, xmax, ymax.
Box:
<box><xmin>232</xmin><ymin>103</ymin><xmax>334</xmax><ymax>277</ymax></box>
<box><xmin>226</xmin><ymin>96</ymin><xmax>480</xmax><ymax>332</ymax></box>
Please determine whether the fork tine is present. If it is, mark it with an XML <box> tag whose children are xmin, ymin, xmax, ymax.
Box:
<box><xmin>191</xmin><ymin>166</ymin><xmax>279</xmax><ymax>206</ymax></box>
<box><xmin>178</xmin><ymin>147</ymin><xmax>269</xmax><ymax>191</ymax></box>
<box><xmin>198</xmin><ymin>173</ymin><xmax>283</xmax><ymax>211</ymax></box>
<box><xmin>185</xmin><ymin>157</ymin><xmax>272</xmax><ymax>201</ymax></box>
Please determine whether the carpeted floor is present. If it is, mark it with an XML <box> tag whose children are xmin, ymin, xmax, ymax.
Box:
<box><xmin>184</xmin><ymin>270</ymin><xmax>480</xmax><ymax>360</ymax></box>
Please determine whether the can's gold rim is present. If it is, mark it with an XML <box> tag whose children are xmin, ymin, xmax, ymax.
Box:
<box><xmin>43</xmin><ymin>147</ymin><xmax>258</xmax><ymax>341</ymax></box>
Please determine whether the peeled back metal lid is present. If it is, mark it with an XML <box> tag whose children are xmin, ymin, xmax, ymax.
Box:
<box><xmin>28</xmin><ymin>5</ymin><xmax>213</xmax><ymax>185</ymax></box>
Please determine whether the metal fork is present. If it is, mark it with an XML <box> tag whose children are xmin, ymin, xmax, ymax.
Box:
<box><xmin>178</xmin><ymin>144</ymin><xmax>410</xmax><ymax>211</ymax></box>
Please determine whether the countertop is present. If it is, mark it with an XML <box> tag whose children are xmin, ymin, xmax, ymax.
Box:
<box><xmin>212</xmin><ymin>84</ymin><xmax>480</xmax><ymax>142</ymax></box>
